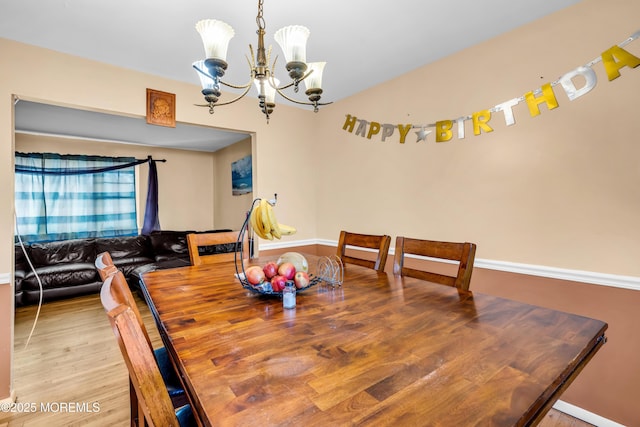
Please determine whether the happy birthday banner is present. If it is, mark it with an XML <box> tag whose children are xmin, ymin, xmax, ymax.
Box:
<box><xmin>342</xmin><ymin>30</ymin><xmax>640</xmax><ymax>144</ymax></box>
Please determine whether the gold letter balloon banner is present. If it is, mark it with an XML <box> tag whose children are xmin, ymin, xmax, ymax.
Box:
<box><xmin>342</xmin><ymin>30</ymin><xmax>640</xmax><ymax>144</ymax></box>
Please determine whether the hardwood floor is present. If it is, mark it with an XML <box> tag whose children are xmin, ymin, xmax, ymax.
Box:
<box><xmin>2</xmin><ymin>294</ymin><xmax>594</xmax><ymax>426</ymax></box>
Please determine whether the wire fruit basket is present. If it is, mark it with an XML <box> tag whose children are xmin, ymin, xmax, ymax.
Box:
<box><xmin>234</xmin><ymin>197</ymin><xmax>321</xmax><ymax>296</ymax></box>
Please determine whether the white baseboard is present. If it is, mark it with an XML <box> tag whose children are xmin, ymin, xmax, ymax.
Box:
<box><xmin>261</xmin><ymin>239</ymin><xmax>640</xmax><ymax>292</ymax></box>
<box><xmin>0</xmin><ymin>273</ymin><xmax>10</xmax><ymax>285</ymax></box>
<box><xmin>260</xmin><ymin>239</ymin><xmax>318</xmax><ymax>250</ymax></box>
<box><xmin>553</xmin><ymin>400</ymin><xmax>626</xmax><ymax>427</ymax></box>
<box><xmin>0</xmin><ymin>389</ymin><xmax>16</xmax><ymax>404</ymax></box>
<box><xmin>477</xmin><ymin>259</ymin><xmax>640</xmax><ymax>291</ymax></box>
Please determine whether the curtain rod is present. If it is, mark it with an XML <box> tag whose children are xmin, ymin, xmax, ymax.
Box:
<box><xmin>141</xmin><ymin>155</ymin><xmax>166</xmax><ymax>163</ymax></box>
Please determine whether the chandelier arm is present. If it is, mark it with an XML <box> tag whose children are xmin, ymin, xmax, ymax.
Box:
<box><xmin>192</xmin><ymin>84</ymin><xmax>253</xmax><ymax>110</ymax></box>
<box><xmin>267</xmin><ymin>69</ymin><xmax>315</xmax><ymax>91</ymax></box>
<box><xmin>219</xmin><ymin>79</ymin><xmax>253</xmax><ymax>90</ymax></box>
<box><xmin>193</xmin><ymin>64</ymin><xmax>215</xmax><ymax>81</ymax></box>
<box><xmin>273</xmin><ymin>86</ymin><xmax>332</xmax><ymax>107</ymax></box>
<box><xmin>273</xmin><ymin>80</ymin><xmax>295</xmax><ymax>91</ymax></box>
<box><xmin>212</xmin><ymin>85</ymin><xmax>253</xmax><ymax>106</ymax></box>
<box><xmin>246</xmin><ymin>52</ymin><xmax>255</xmax><ymax>70</ymax></box>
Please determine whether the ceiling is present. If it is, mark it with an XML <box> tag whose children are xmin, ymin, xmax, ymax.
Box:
<box><xmin>2</xmin><ymin>0</ymin><xmax>583</xmax><ymax>152</ymax></box>
<box><xmin>14</xmin><ymin>100</ymin><xmax>249</xmax><ymax>152</ymax></box>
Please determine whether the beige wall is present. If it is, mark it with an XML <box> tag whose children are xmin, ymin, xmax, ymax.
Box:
<box><xmin>213</xmin><ymin>137</ymin><xmax>254</xmax><ymax>231</ymax></box>
<box><xmin>1</xmin><ymin>0</ymin><xmax>640</xmax><ymax>424</ymax></box>
<box><xmin>314</xmin><ymin>0</ymin><xmax>640</xmax><ymax>278</ymax></box>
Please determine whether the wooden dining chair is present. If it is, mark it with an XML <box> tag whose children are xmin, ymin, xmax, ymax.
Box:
<box><xmin>95</xmin><ymin>250</ymin><xmax>118</xmax><ymax>281</ymax></box>
<box><xmin>336</xmin><ymin>230</ymin><xmax>391</xmax><ymax>272</ymax></box>
<box><xmin>96</xmin><ymin>252</ymin><xmax>188</xmax><ymax>415</ymax></box>
<box><xmin>102</xmin><ymin>286</ymin><xmax>195</xmax><ymax>427</ymax></box>
<box><xmin>393</xmin><ymin>236</ymin><xmax>477</xmax><ymax>290</ymax></box>
<box><xmin>187</xmin><ymin>231</ymin><xmax>244</xmax><ymax>266</ymax></box>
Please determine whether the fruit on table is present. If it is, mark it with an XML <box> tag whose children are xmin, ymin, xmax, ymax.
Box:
<box><xmin>245</xmin><ymin>265</ymin><xmax>266</xmax><ymax>286</ymax></box>
<box><xmin>276</xmin><ymin>252</ymin><xmax>309</xmax><ymax>273</ymax></box>
<box><xmin>250</xmin><ymin>199</ymin><xmax>297</xmax><ymax>240</ymax></box>
<box><xmin>263</xmin><ymin>261</ymin><xmax>278</xmax><ymax>279</ymax></box>
<box><xmin>278</xmin><ymin>262</ymin><xmax>296</xmax><ymax>280</ymax></box>
<box><xmin>248</xmin><ymin>253</ymin><xmax>314</xmax><ymax>293</ymax></box>
<box><xmin>271</xmin><ymin>275</ymin><xmax>287</xmax><ymax>292</ymax></box>
<box><xmin>293</xmin><ymin>271</ymin><xmax>310</xmax><ymax>289</ymax></box>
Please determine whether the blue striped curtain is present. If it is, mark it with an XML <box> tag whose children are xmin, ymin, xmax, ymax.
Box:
<box><xmin>15</xmin><ymin>152</ymin><xmax>138</xmax><ymax>243</ymax></box>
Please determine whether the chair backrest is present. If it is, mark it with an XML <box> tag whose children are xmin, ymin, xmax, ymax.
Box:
<box><xmin>104</xmin><ymin>301</ymin><xmax>181</xmax><ymax>427</ymax></box>
<box><xmin>95</xmin><ymin>251</ymin><xmax>118</xmax><ymax>281</ymax></box>
<box><xmin>99</xmin><ymin>265</ymin><xmax>153</xmax><ymax>349</ymax></box>
<box><xmin>187</xmin><ymin>231</ymin><xmax>244</xmax><ymax>266</ymax></box>
<box><xmin>393</xmin><ymin>236</ymin><xmax>477</xmax><ymax>290</ymax></box>
<box><xmin>336</xmin><ymin>230</ymin><xmax>391</xmax><ymax>272</ymax></box>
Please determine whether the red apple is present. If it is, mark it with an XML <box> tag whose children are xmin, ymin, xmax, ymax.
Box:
<box><xmin>294</xmin><ymin>271</ymin><xmax>310</xmax><ymax>289</ymax></box>
<box><xmin>262</xmin><ymin>261</ymin><xmax>278</xmax><ymax>279</ymax></box>
<box><xmin>245</xmin><ymin>266</ymin><xmax>265</xmax><ymax>286</ymax></box>
<box><xmin>271</xmin><ymin>275</ymin><xmax>287</xmax><ymax>292</ymax></box>
<box><xmin>278</xmin><ymin>262</ymin><xmax>296</xmax><ymax>280</ymax></box>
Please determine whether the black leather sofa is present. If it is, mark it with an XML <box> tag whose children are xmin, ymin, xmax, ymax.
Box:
<box><xmin>14</xmin><ymin>229</ymin><xmax>233</xmax><ymax>306</ymax></box>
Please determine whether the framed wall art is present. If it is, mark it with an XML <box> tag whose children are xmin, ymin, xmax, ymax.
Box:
<box><xmin>146</xmin><ymin>88</ymin><xmax>176</xmax><ymax>127</ymax></box>
<box><xmin>231</xmin><ymin>155</ymin><xmax>252</xmax><ymax>196</ymax></box>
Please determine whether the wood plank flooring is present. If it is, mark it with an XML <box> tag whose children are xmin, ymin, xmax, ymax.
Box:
<box><xmin>2</xmin><ymin>294</ymin><xmax>593</xmax><ymax>426</ymax></box>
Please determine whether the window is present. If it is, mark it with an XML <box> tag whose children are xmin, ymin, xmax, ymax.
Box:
<box><xmin>15</xmin><ymin>152</ymin><xmax>138</xmax><ymax>243</ymax></box>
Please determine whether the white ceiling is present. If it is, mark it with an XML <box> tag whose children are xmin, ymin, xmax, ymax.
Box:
<box><xmin>2</xmin><ymin>0</ymin><xmax>583</xmax><ymax>152</ymax></box>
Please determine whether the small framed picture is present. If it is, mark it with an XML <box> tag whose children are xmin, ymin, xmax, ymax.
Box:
<box><xmin>231</xmin><ymin>155</ymin><xmax>253</xmax><ymax>196</ymax></box>
<box><xmin>146</xmin><ymin>88</ymin><xmax>176</xmax><ymax>127</ymax></box>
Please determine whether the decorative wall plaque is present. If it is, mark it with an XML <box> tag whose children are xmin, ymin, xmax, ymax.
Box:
<box><xmin>146</xmin><ymin>88</ymin><xmax>176</xmax><ymax>127</ymax></box>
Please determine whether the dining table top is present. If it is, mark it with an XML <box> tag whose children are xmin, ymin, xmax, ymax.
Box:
<box><xmin>140</xmin><ymin>253</ymin><xmax>607</xmax><ymax>427</ymax></box>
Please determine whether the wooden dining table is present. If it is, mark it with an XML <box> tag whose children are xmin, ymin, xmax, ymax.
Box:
<box><xmin>140</xmin><ymin>254</ymin><xmax>607</xmax><ymax>427</ymax></box>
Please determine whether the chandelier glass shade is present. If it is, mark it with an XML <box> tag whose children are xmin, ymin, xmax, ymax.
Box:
<box><xmin>192</xmin><ymin>0</ymin><xmax>331</xmax><ymax>121</ymax></box>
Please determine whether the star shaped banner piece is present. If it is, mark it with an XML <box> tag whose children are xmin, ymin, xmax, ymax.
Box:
<box><xmin>415</xmin><ymin>127</ymin><xmax>432</xmax><ymax>143</ymax></box>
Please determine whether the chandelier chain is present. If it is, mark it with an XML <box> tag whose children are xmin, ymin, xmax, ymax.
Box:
<box><xmin>256</xmin><ymin>0</ymin><xmax>265</xmax><ymax>32</ymax></box>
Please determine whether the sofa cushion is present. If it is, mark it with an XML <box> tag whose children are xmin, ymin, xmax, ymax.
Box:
<box><xmin>14</xmin><ymin>244</ymin><xmax>28</xmax><ymax>286</ymax></box>
<box><xmin>149</xmin><ymin>231</ymin><xmax>192</xmax><ymax>261</ymax></box>
<box><xmin>14</xmin><ymin>291</ymin><xmax>24</xmax><ymax>307</ymax></box>
<box><xmin>113</xmin><ymin>256</ymin><xmax>156</xmax><ymax>267</ymax></box>
<box><xmin>29</xmin><ymin>239</ymin><xmax>96</xmax><ymax>266</ymax></box>
<box><xmin>22</xmin><ymin>263</ymin><xmax>99</xmax><ymax>291</ymax></box>
<box><xmin>14</xmin><ymin>269</ymin><xmax>25</xmax><ymax>291</ymax></box>
<box><xmin>15</xmin><ymin>243</ymin><xmax>30</xmax><ymax>272</ymax></box>
<box><xmin>95</xmin><ymin>235</ymin><xmax>152</xmax><ymax>260</ymax></box>
<box><xmin>21</xmin><ymin>282</ymin><xmax>103</xmax><ymax>305</ymax></box>
<box><xmin>114</xmin><ymin>257</ymin><xmax>156</xmax><ymax>279</ymax></box>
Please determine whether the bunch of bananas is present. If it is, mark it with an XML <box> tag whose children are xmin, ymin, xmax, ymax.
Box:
<box><xmin>250</xmin><ymin>199</ymin><xmax>296</xmax><ymax>240</ymax></box>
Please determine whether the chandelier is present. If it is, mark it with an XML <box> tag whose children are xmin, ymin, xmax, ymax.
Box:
<box><xmin>192</xmin><ymin>0</ymin><xmax>331</xmax><ymax>121</ymax></box>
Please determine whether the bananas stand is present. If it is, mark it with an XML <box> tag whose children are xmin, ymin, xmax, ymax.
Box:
<box><xmin>234</xmin><ymin>197</ymin><xmax>261</xmax><ymax>291</ymax></box>
<box><xmin>234</xmin><ymin>195</ymin><xmax>321</xmax><ymax>295</ymax></box>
